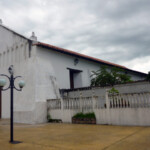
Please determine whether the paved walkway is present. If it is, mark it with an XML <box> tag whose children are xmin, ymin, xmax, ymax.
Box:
<box><xmin>0</xmin><ymin>119</ymin><xmax>150</xmax><ymax>150</ymax></box>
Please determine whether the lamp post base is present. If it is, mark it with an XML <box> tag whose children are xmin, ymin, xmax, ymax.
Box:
<box><xmin>10</xmin><ymin>141</ymin><xmax>22</xmax><ymax>144</ymax></box>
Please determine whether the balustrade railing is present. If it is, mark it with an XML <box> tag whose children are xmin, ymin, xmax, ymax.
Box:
<box><xmin>109</xmin><ymin>92</ymin><xmax>150</xmax><ymax>108</ymax></box>
<box><xmin>47</xmin><ymin>92</ymin><xmax>150</xmax><ymax>110</ymax></box>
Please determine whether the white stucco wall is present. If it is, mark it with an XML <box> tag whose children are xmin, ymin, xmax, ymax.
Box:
<box><xmin>36</xmin><ymin>46</ymin><xmax>145</xmax><ymax>89</ymax></box>
<box><xmin>0</xmin><ymin>25</ymin><xmax>61</xmax><ymax>124</ymax></box>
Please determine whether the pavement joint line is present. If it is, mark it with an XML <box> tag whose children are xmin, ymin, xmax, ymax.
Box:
<box><xmin>101</xmin><ymin>127</ymin><xmax>146</xmax><ymax>150</ymax></box>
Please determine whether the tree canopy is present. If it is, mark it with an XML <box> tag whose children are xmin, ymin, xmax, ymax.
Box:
<box><xmin>91</xmin><ymin>66</ymin><xmax>132</xmax><ymax>87</ymax></box>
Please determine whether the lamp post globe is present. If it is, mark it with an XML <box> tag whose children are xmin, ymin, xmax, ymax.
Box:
<box><xmin>0</xmin><ymin>79</ymin><xmax>6</xmax><ymax>87</ymax></box>
<box><xmin>18</xmin><ymin>80</ymin><xmax>25</xmax><ymax>89</ymax></box>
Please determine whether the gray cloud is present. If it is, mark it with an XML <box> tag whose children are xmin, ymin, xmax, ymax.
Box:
<box><xmin>0</xmin><ymin>0</ymin><xmax>150</xmax><ymax>73</ymax></box>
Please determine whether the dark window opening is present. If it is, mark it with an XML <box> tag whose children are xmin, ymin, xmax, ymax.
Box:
<box><xmin>67</xmin><ymin>68</ymin><xmax>82</xmax><ymax>89</ymax></box>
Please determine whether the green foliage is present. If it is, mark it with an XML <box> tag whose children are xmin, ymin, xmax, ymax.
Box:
<box><xmin>73</xmin><ymin>112</ymin><xmax>96</xmax><ymax>119</ymax></box>
<box><xmin>109</xmin><ymin>88</ymin><xmax>119</xmax><ymax>95</ymax></box>
<box><xmin>91</xmin><ymin>66</ymin><xmax>132</xmax><ymax>86</ymax></box>
<box><xmin>85</xmin><ymin>112</ymin><xmax>96</xmax><ymax>119</ymax></box>
<box><xmin>146</xmin><ymin>71</ymin><xmax>150</xmax><ymax>81</ymax></box>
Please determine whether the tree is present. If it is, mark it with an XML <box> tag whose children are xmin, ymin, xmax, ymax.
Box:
<box><xmin>91</xmin><ymin>66</ymin><xmax>132</xmax><ymax>87</ymax></box>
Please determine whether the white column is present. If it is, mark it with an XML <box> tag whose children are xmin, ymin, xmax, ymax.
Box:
<box><xmin>105</xmin><ymin>89</ymin><xmax>110</xmax><ymax>124</ymax></box>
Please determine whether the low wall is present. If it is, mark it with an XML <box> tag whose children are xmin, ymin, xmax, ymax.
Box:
<box><xmin>47</xmin><ymin>81</ymin><xmax>150</xmax><ymax>126</ymax></box>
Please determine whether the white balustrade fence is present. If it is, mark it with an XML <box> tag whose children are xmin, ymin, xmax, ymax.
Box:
<box><xmin>47</xmin><ymin>91</ymin><xmax>150</xmax><ymax>126</ymax></box>
<box><xmin>48</xmin><ymin>92</ymin><xmax>150</xmax><ymax>110</ymax></box>
<box><xmin>109</xmin><ymin>92</ymin><xmax>150</xmax><ymax>108</ymax></box>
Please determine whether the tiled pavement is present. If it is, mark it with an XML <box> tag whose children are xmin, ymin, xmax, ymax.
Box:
<box><xmin>0</xmin><ymin>119</ymin><xmax>150</xmax><ymax>150</ymax></box>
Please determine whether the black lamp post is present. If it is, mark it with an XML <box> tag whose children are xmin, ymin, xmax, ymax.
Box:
<box><xmin>0</xmin><ymin>65</ymin><xmax>25</xmax><ymax>144</ymax></box>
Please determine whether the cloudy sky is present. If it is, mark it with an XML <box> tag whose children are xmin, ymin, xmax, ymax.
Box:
<box><xmin>0</xmin><ymin>0</ymin><xmax>150</xmax><ymax>73</ymax></box>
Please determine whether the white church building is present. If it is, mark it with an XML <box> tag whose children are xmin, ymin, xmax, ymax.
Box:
<box><xmin>0</xmin><ymin>21</ymin><xmax>147</xmax><ymax>124</ymax></box>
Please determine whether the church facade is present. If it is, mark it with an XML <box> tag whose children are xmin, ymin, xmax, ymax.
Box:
<box><xmin>0</xmin><ymin>22</ymin><xmax>147</xmax><ymax>124</ymax></box>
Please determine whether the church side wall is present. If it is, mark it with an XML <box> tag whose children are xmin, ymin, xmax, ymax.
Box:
<box><xmin>36</xmin><ymin>47</ymin><xmax>145</xmax><ymax>90</ymax></box>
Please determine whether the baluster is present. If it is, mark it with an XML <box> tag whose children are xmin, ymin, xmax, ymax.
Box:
<box><xmin>66</xmin><ymin>98</ymin><xmax>68</xmax><ymax>109</ymax></box>
<box><xmin>118</xmin><ymin>94</ymin><xmax>122</xmax><ymax>108</ymax></box>
<box><xmin>120</xmin><ymin>94</ymin><xmax>124</xmax><ymax>108</ymax></box>
<box><xmin>115</xmin><ymin>96</ymin><xmax>118</xmax><ymax>108</ymax></box>
<box><xmin>113</xmin><ymin>95</ymin><xmax>116</xmax><ymax>108</ymax></box>
<box><xmin>77</xmin><ymin>98</ymin><xmax>79</xmax><ymax>109</ymax></box>
<box><xmin>73</xmin><ymin>98</ymin><xmax>75</xmax><ymax>109</ymax></box>
<box><xmin>65</xmin><ymin>99</ymin><xmax>67</xmax><ymax>109</ymax></box>
<box><xmin>84</xmin><ymin>97</ymin><xmax>86</xmax><ymax>111</ymax></box>
<box><xmin>56</xmin><ymin>100</ymin><xmax>57</xmax><ymax>109</ymax></box>
<box><xmin>118</xmin><ymin>94</ymin><xmax>121</xmax><ymax>108</ymax></box>
<box><xmin>143</xmin><ymin>93</ymin><xmax>146</xmax><ymax>108</ymax></box>
<box><xmin>74</xmin><ymin>98</ymin><xmax>76</xmax><ymax>109</ymax></box>
<box><xmin>59</xmin><ymin>100</ymin><xmax>61</xmax><ymax>109</ymax></box>
<box><xmin>110</xmin><ymin>95</ymin><xmax>112</xmax><ymax>108</ymax></box>
<box><xmin>72</xmin><ymin>98</ymin><xmax>74</xmax><ymax>109</ymax></box>
<box><xmin>51</xmin><ymin>100</ymin><xmax>52</xmax><ymax>109</ymax></box>
<box><xmin>88</xmin><ymin>97</ymin><xmax>90</xmax><ymax>111</ymax></box>
<box><xmin>68</xmin><ymin>99</ymin><xmax>70</xmax><ymax>109</ymax></box>
<box><xmin>128</xmin><ymin>94</ymin><xmax>132</xmax><ymax>108</ymax></box>
<box><xmin>137</xmin><ymin>94</ymin><xmax>140</xmax><ymax>108</ymax></box>
<box><xmin>95</xmin><ymin>96</ymin><xmax>98</xmax><ymax>109</ymax></box>
<box><xmin>69</xmin><ymin>98</ymin><xmax>70</xmax><ymax>109</ymax></box>
<box><xmin>143</xmin><ymin>93</ymin><xmax>147</xmax><ymax>107</ymax></box>
<box><xmin>140</xmin><ymin>93</ymin><xmax>144</xmax><ymax>108</ymax></box>
<box><xmin>136</xmin><ymin>93</ymin><xmax>141</xmax><ymax>108</ymax></box>
<box><xmin>119</xmin><ymin>94</ymin><xmax>122</xmax><ymax>108</ymax></box>
<box><xmin>98</xmin><ymin>96</ymin><xmax>100</xmax><ymax>109</ymax></box>
<box><xmin>66</xmin><ymin>99</ymin><xmax>68</xmax><ymax>109</ymax></box>
<box><xmin>124</xmin><ymin>94</ymin><xmax>127</xmax><ymax>108</ymax></box>
<box><xmin>115</xmin><ymin>95</ymin><xmax>118</xmax><ymax>108</ymax></box>
<box><xmin>135</xmin><ymin>94</ymin><xmax>138</xmax><ymax>108</ymax></box>
<box><xmin>127</xmin><ymin>94</ymin><xmax>130</xmax><ymax>108</ymax></box>
<box><xmin>134</xmin><ymin>94</ymin><xmax>138</xmax><ymax>108</ymax></box>
<box><xmin>76</xmin><ymin>98</ymin><xmax>78</xmax><ymax>109</ymax></box>
<box><xmin>54</xmin><ymin>100</ymin><xmax>55</xmax><ymax>109</ymax></box>
<box><xmin>147</xmin><ymin>93</ymin><xmax>150</xmax><ymax>107</ymax></box>
<box><xmin>112</xmin><ymin>96</ymin><xmax>115</xmax><ymax>108</ymax></box>
<box><xmin>73</xmin><ymin>98</ymin><xmax>76</xmax><ymax>109</ymax></box>
<box><xmin>145</xmin><ymin>93</ymin><xmax>149</xmax><ymax>107</ymax></box>
<box><xmin>85</xmin><ymin>97</ymin><xmax>87</xmax><ymax>112</ymax></box>
<box><xmin>56</xmin><ymin>99</ymin><xmax>58</xmax><ymax>109</ymax></box>
<box><xmin>131</xmin><ymin>94</ymin><xmax>135</xmax><ymax>108</ymax></box>
<box><xmin>69</xmin><ymin>98</ymin><xmax>71</xmax><ymax>109</ymax></box>
<box><xmin>54</xmin><ymin>100</ymin><xmax>56</xmax><ymax>109</ymax></box>
<box><xmin>71</xmin><ymin>98</ymin><xmax>73</xmax><ymax>109</ymax></box>
<box><xmin>52</xmin><ymin>100</ymin><xmax>54</xmax><ymax>109</ymax></box>
<box><xmin>89</xmin><ymin>97</ymin><xmax>91</xmax><ymax>110</ymax></box>
<box><xmin>63</xmin><ymin>99</ymin><xmax>65</xmax><ymax>109</ymax></box>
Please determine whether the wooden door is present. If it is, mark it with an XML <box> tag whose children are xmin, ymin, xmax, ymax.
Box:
<box><xmin>70</xmin><ymin>71</ymin><xmax>74</xmax><ymax>89</ymax></box>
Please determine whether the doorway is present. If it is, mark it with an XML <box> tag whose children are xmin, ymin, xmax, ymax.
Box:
<box><xmin>68</xmin><ymin>68</ymin><xmax>82</xmax><ymax>89</ymax></box>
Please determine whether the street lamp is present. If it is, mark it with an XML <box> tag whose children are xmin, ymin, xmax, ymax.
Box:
<box><xmin>0</xmin><ymin>65</ymin><xmax>25</xmax><ymax>144</ymax></box>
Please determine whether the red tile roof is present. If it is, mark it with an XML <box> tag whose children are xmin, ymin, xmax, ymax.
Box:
<box><xmin>34</xmin><ymin>42</ymin><xmax>127</xmax><ymax>68</ymax></box>
<box><xmin>33</xmin><ymin>42</ymin><xmax>147</xmax><ymax>76</ymax></box>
